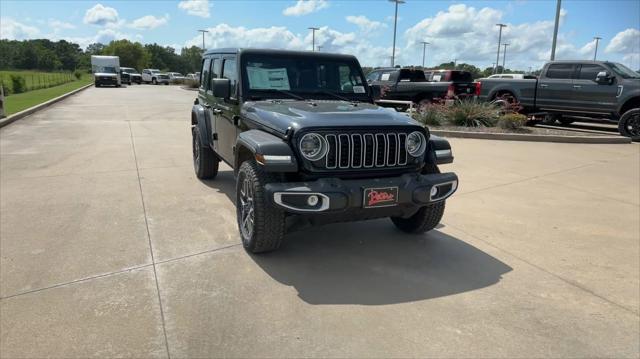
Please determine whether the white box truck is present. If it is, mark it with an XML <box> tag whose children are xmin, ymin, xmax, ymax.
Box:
<box><xmin>91</xmin><ymin>55</ymin><xmax>121</xmax><ymax>87</ymax></box>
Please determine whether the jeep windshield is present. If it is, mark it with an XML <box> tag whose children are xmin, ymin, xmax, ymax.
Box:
<box><xmin>241</xmin><ymin>54</ymin><xmax>369</xmax><ymax>101</ymax></box>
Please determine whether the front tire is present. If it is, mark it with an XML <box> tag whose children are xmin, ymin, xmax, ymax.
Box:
<box><xmin>236</xmin><ymin>160</ymin><xmax>286</xmax><ymax>253</ymax></box>
<box><xmin>618</xmin><ymin>108</ymin><xmax>640</xmax><ymax>141</ymax></box>
<box><xmin>192</xmin><ymin>127</ymin><xmax>219</xmax><ymax>179</ymax></box>
<box><xmin>152</xmin><ymin>78</ymin><xmax>157</xmax><ymax>85</ymax></box>
<box><xmin>390</xmin><ymin>163</ymin><xmax>445</xmax><ymax>234</ymax></box>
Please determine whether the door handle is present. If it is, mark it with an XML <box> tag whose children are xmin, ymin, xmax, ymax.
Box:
<box><xmin>539</xmin><ymin>84</ymin><xmax>548</xmax><ymax>88</ymax></box>
<box><xmin>572</xmin><ymin>85</ymin><xmax>581</xmax><ymax>89</ymax></box>
<box><xmin>213</xmin><ymin>109</ymin><xmax>222</xmax><ymax>114</ymax></box>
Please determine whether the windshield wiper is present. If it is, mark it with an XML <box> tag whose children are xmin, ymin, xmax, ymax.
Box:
<box><xmin>272</xmin><ymin>89</ymin><xmax>306</xmax><ymax>101</ymax></box>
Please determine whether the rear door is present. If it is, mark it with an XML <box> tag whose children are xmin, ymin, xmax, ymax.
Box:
<box><xmin>197</xmin><ymin>57</ymin><xmax>216</xmax><ymax>149</ymax></box>
<box><xmin>536</xmin><ymin>63</ymin><xmax>576</xmax><ymax>111</ymax></box>
<box><xmin>572</xmin><ymin>63</ymin><xmax>618</xmax><ymax>114</ymax></box>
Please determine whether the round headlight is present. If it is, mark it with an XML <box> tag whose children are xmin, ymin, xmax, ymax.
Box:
<box><xmin>406</xmin><ymin>131</ymin><xmax>426</xmax><ymax>157</ymax></box>
<box><xmin>299</xmin><ymin>133</ymin><xmax>328</xmax><ymax>161</ymax></box>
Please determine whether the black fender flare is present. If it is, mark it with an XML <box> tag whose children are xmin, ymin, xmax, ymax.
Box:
<box><xmin>191</xmin><ymin>104</ymin><xmax>212</xmax><ymax>147</ymax></box>
<box><xmin>427</xmin><ymin>135</ymin><xmax>454</xmax><ymax>165</ymax></box>
<box><xmin>235</xmin><ymin>130</ymin><xmax>298</xmax><ymax>173</ymax></box>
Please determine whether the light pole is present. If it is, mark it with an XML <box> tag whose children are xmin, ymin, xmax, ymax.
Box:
<box><xmin>308</xmin><ymin>27</ymin><xmax>319</xmax><ymax>51</ymax></box>
<box><xmin>502</xmin><ymin>43</ymin><xmax>509</xmax><ymax>73</ymax></box>
<box><xmin>550</xmin><ymin>0</ymin><xmax>561</xmax><ymax>60</ymax></box>
<box><xmin>453</xmin><ymin>58</ymin><xmax>457</xmax><ymax>68</ymax></box>
<box><xmin>420</xmin><ymin>41</ymin><xmax>430</xmax><ymax>68</ymax></box>
<box><xmin>593</xmin><ymin>36</ymin><xmax>602</xmax><ymax>60</ymax></box>
<box><xmin>197</xmin><ymin>29</ymin><xmax>209</xmax><ymax>51</ymax></box>
<box><xmin>389</xmin><ymin>0</ymin><xmax>405</xmax><ymax>67</ymax></box>
<box><xmin>494</xmin><ymin>23</ymin><xmax>507</xmax><ymax>74</ymax></box>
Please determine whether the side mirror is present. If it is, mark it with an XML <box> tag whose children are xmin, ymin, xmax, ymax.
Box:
<box><xmin>369</xmin><ymin>84</ymin><xmax>382</xmax><ymax>100</ymax></box>
<box><xmin>212</xmin><ymin>78</ymin><xmax>231</xmax><ymax>98</ymax></box>
<box><xmin>595</xmin><ymin>71</ymin><xmax>612</xmax><ymax>84</ymax></box>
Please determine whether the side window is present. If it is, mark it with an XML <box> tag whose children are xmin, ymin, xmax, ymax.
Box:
<box><xmin>366</xmin><ymin>71</ymin><xmax>379</xmax><ymax>82</ymax></box>
<box><xmin>578</xmin><ymin>64</ymin><xmax>606</xmax><ymax>81</ymax></box>
<box><xmin>546</xmin><ymin>64</ymin><xmax>574</xmax><ymax>79</ymax></box>
<box><xmin>200</xmin><ymin>58</ymin><xmax>211</xmax><ymax>90</ymax></box>
<box><xmin>211</xmin><ymin>58</ymin><xmax>220</xmax><ymax>80</ymax></box>
<box><xmin>222</xmin><ymin>57</ymin><xmax>238</xmax><ymax>98</ymax></box>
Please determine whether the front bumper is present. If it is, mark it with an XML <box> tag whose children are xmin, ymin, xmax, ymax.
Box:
<box><xmin>96</xmin><ymin>76</ymin><xmax>118</xmax><ymax>85</ymax></box>
<box><xmin>265</xmin><ymin>172</ymin><xmax>458</xmax><ymax>219</ymax></box>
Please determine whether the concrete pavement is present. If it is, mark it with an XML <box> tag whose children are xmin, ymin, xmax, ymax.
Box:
<box><xmin>1</xmin><ymin>85</ymin><xmax>638</xmax><ymax>358</ymax></box>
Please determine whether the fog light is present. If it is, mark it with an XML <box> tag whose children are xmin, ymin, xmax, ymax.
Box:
<box><xmin>307</xmin><ymin>195</ymin><xmax>319</xmax><ymax>206</ymax></box>
<box><xmin>430</xmin><ymin>186</ymin><xmax>438</xmax><ymax>197</ymax></box>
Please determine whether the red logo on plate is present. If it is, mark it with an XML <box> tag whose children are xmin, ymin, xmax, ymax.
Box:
<box><xmin>367</xmin><ymin>190</ymin><xmax>396</xmax><ymax>206</ymax></box>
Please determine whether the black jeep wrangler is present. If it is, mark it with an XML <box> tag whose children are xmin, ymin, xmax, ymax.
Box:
<box><xmin>191</xmin><ymin>48</ymin><xmax>458</xmax><ymax>253</ymax></box>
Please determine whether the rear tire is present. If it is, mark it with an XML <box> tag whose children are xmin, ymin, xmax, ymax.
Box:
<box><xmin>390</xmin><ymin>163</ymin><xmax>445</xmax><ymax>234</ymax></box>
<box><xmin>192</xmin><ymin>127</ymin><xmax>219</xmax><ymax>179</ymax></box>
<box><xmin>618</xmin><ymin>108</ymin><xmax>640</xmax><ymax>141</ymax></box>
<box><xmin>236</xmin><ymin>160</ymin><xmax>286</xmax><ymax>253</ymax></box>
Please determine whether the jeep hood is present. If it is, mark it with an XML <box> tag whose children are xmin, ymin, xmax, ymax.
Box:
<box><xmin>241</xmin><ymin>100</ymin><xmax>421</xmax><ymax>133</ymax></box>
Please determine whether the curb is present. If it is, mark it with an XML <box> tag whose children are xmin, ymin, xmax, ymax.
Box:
<box><xmin>0</xmin><ymin>83</ymin><xmax>93</xmax><ymax>128</ymax></box>
<box><xmin>430</xmin><ymin>129</ymin><xmax>632</xmax><ymax>144</ymax></box>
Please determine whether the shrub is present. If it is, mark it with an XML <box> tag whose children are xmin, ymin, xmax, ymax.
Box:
<box><xmin>497</xmin><ymin>113</ymin><xmax>528</xmax><ymax>130</ymax></box>
<box><xmin>0</xmin><ymin>80</ymin><xmax>11</xmax><ymax>96</ymax></box>
<box><xmin>74</xmin><ymin>70</ymin><xmax>82</xmax><ymax>80</ymax></box>
<box><xmin>412</xmin><ymin>103</ymin><xmax>447</xmax><ymax>126</ymax></box>
<box><xmin>10</xmin><ymin>75</ymin><xmax>26</xmax><ymax>94</ymax></box>
<box><xmin>444</xmin><ymin>99</ymin><xmax>499</xmax><ymax>127</ymax></box>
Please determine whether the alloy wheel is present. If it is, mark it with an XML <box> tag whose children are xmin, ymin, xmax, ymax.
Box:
<box><xmin>239</xmin><ymin>175</ymin><xmax>255</xmax><ymax>240</ymax></box>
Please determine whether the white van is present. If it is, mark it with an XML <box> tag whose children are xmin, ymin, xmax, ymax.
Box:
<box><xmin>91</xmin><ymin>55</ymin><xmax>121</xmax><ymax>87</ymax></box>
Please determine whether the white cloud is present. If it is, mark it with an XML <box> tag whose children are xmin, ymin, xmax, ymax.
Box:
<box><xmin>129</xmin><ymin>14</ymin><xmax>169</xmax><ymax>30</ymax></box>
<box><xmin>283</xmin><ymin>0</ymin><xmax>328</xmax><ymax>16</ymax></box>
<box><xmin>49</xmin><ymin>19</ymin><xmax>76</xmax><ymax>32</ymax></box>
<box><xmin>183</xmin><ymin>23</ymin><xmax>390</xmax><ymax>66</ymax></box>
<box><xmin>83</xmin><ymin>3</ymin><xmax>119</xmax><ymax>26</ymax></box>
<box><xmin>346</xmin><ymin>15</ymin><xmax>386</xmax><ymax>33</ymax></box>
<box><xmin>606</xmin><ymin>28</ymin><xmax>640</xmax><ymax>54</ymax></box>
<box><xmin>0</xmin><ymin>17</ymin><xmax>39</xmax><ymax>40</ymax></box>
<box><xmin>178</xmin><ymin>0</ymin><xmax>210</xmax><ymax>18</ymax></box>
<box><xmin>401</xmin><ymin>4</ymin><xmax>584</xmax><ymax>69</ymax></box>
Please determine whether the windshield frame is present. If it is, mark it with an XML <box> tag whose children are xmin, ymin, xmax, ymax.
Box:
<box><xmin>239</xmin><ymin>53</ymin><xmax>371</xmax><ymax>102</ymax></box>
<box><xmin>608</xmin><ymin>62</ymin><xmax>640</xmax><ymax>79</ymax></box>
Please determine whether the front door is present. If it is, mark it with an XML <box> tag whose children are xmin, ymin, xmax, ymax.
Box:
<box><xmin>536</xmin><ymin>63</ymin><xmax>577</xmax><ymax>111</ymax></box>
<box><xmin>213</xmin><ymin>55</ymin><xmax>239</xmax><ymax>164</ymax></box>
<box><xmin>572</xmin><ymin>63</ymin><xmax>619</xmax><ymax>114</ymax></box>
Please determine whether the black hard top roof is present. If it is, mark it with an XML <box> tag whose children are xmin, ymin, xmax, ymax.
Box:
<box><xmin>203</xmin><ymin>48</ymin><xmax>358</xmax><ymax>61</ymax></box>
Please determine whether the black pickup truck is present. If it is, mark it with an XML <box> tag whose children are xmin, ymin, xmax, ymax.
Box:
<box><xmin>366</xmin><ymin>68</ymin><xmax>476</xmax><ymax>110</ymax></box>
<box><xmin>477</xmin><ymin>60</ymin><xmax>640</xmax><ymax>140</ymax></box>
<box><xmin>190</xmin><ymin>48</ymin><xmax>458</xmax><ymax>253</ymax></box>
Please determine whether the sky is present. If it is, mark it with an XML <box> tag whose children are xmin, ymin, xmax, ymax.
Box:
<box><xmin>1</xmin><ymin>0</ymin><xmax>639</xmax><ymax>70</ymax></box>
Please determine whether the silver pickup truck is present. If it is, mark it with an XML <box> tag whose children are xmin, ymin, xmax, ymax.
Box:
<box><xmin>477</xmin><ymin>60</ymin><xmax>640</xmax><ymax>140</ymax></box>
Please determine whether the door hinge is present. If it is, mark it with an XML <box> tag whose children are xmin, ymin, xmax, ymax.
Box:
<box><xmin>212</xmin><ymin>133</ymin><xmax>218</xmax><ymax>140</ymax></box>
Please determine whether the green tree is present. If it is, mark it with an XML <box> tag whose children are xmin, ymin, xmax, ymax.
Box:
<box><xmin>102</xmin><ymin>39</ymin><xmax>150</xmax><ymax>70</ymax></box>
<box><xmin>180</xmin><ymin>46</ymin><xmax>203</xmax><ymax>74</ymax></box>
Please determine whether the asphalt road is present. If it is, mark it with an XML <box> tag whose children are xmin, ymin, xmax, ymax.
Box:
<box><xmin>1</xmin><ymin>85</ymin><xmax>639</xmax><ymax>358</ymax></box>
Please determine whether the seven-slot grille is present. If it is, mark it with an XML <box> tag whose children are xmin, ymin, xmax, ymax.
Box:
<box><xmin>321</xmin><ymin>132</ymin><xmax>409</xmax><ymax>170</ymax></box>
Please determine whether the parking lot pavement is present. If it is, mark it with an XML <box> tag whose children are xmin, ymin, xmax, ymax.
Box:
<box><xmin>1</xmin><ymin>85</ymin><xmax>639</xmax><ymax>358</ymax></box>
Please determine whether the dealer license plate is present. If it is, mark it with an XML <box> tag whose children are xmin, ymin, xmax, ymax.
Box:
<box><xmin>363</xmin><ymin>187</ymin><xmax>399</xmax><ymax>208</ymax></box>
